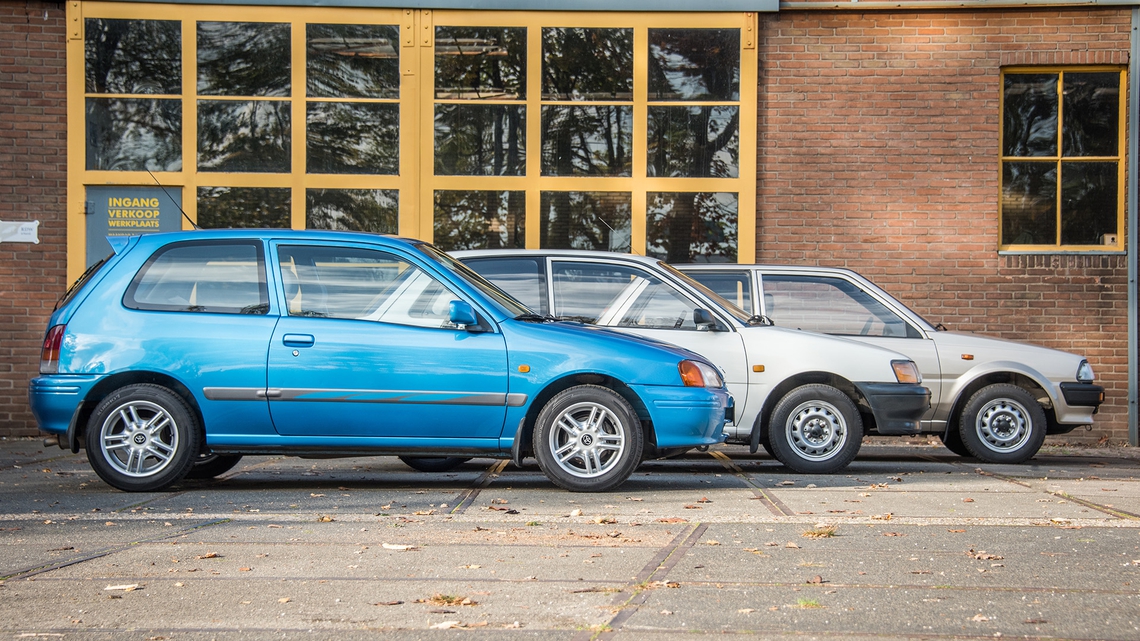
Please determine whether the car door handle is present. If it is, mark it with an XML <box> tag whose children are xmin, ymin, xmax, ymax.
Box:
<box><xmin>282</xmin><ymin>334</ymin><xmax>315</xmax><ymax>348</ymax></box>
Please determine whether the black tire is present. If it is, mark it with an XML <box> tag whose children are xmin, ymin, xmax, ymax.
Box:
<box><xmin>938</xmin><ymin>429</ymin><xmax>972</xmax><ymax>457</ymax></box>
<box><xmin>533</xmin><ymin>385</ymin><xmax>643</xmax><ymax>492</ymax></box>
<box><xmin>398</xmin><ymin>456</ymin><xmax>472</xmax><ymax>473</ymax></box>
<box><xmin>768</xmin><ymin>384</ymin><xmax>863</xmax><ymax>474</ymax></box>
<box><xmin>84</xmin><ymin>384</ymin><xmax>199</xmax><ymax>492</ymax></box>
<box><xmin>185</xmin><ymin>453</ymin><xmax>244</xmax><ymax>479</ymax></box>
<box><xmin>958</xmin><ymin>384</ymin><xmax>1047</xmax><ymax>464</ymax></box>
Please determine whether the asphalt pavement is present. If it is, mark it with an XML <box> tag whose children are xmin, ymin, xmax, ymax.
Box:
<box><xmin>1</xmin><ymin>437</ymin><xmax>1138</xmax><ymax>640</ymax></box>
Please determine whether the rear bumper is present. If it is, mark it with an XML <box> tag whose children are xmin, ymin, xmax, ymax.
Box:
<box><xmin>855</xmin><ymin>382</ymin><xmax>931</xmax><ymax>436</ymax></box>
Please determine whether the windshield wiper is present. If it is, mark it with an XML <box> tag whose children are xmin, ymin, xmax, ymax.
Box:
<box><xmin>747</xmin><ymin>314</ymin><xmax>774</xmax><ymax>326</ymax></box>
<box><xmin>514</xmin><ymin>313</ymin><xmax>557</xmax><ymax>323</ymax></box>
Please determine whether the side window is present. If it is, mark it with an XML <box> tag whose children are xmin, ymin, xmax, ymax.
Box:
<box><xmin>277</xmin><ymin>245</ymin><xmax>461</xmax><ymax>329</ymax></box>
<box><xmin>552</xmin><ymin>261</ymin><xmax>701</xmax><ymax>330</ymax></box>
<box><xmin>462</xmin><ymin>257</ymin><xmax>548</xmax><ymax>315</ymax></box>
<box><xmin>684</xmin><ymin>270</ymin><xmax>752</xmax><ymax>314</ymax></box>
<box><xmin>125</xmin><ymin>241</ymin><xmax>268</xmax><ymax>314</ymax></box>
<box><xmin>761</xmin><ymin>275</ymin><xmax>916</xmax><ymax>338</ymax></box>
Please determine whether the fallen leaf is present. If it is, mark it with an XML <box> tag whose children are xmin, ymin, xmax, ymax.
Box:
<box><xmin>683</xmin><ymin>505</ymin><xmax>702</xmax><ymax>510</ymax></box>
<box><xmin>806</xmin><ymin>575</ymin><xmax>824</xmax><ymax>584</ymax></box>
<box><xmin>948</xmin><ymin>529</ymin><xmax>966</xmax><ymax>533</ymax></box>
<box><xmin>278</xmin><ymin>598</ymin><xmax>291</xmax><ymax>603</ymax></box>
<box><xmin>882</xmin><ymin>532</ymin><xmax>905</xmax><ymax>537</ymax></box>
<box><xmin>967</xmin><ymin>549</ymin><xmax>1004</xmax><ymax>561</ymax></box>
<box><xmin>1024</xmin><ymin>618</ymin><xmax>1048</xmax><ymax>624</ymax></box>
<box><xmin>430</xmin><ymin>621</ymin><xmax>460</xmax><ymax>629</ymax></box>
<box><xmin>195</xmin><ymin>552</ymin><xmax>220</xmax><ymax>560</ymax></box>
<box><xmin>870</xmin><ymin>513</ymin><xmax>893</xmax><ymax>521</ymax></box>
<box><xmin>963</xmin><ymin>498</ymin><xmax>975</xmax><ymax>503</ymax></box>
<box><xmin>317</xmin><ymin>515</ymin><xmax>335</xmax><ymax>522</ymax></box>
<box><xmin>738</xmin><ymin>608</ymin><xmax>756</xmax><ymax>614</ymax></box>
<box><xmin>705</xmin><ymin>540</ymin><xmax>721</xmax><ymax>546</ymax></box>
<box><xmin>697</xmin><ymin>497</ymin><xmax>713</xmax><ymax>503</ymax></box>
<box><xmin>382</xmin><ymin>543</ymin><xmax>418</xmax><ymax>551</ymax></box>
<box><xmin>656</xmin><ymin>517</ymin><xmax>687</xmax><ymax>524</ymax></box>
<box><xmin>785</xmin><ymin>542</ymin><xmax>800</xmax><ymax>549</ymax></box>
<box><xmin>971</xmin><ymin>614</ymin><xmax>989</xmax><ymax>622</ymax></box>
<box><xmin>239</xmin><ymin>567</ymin><xmax>252</xmax><ymax>572</ymax></box>
<box><xmin>104</xmin><ymin>584</ymin><xmax>140</xmax><ymax>592</ymax></box>
<box><xmin>569</xmin><ymin>509</ymin><xmax>583</xmax><ymax>517</ymax></box>
<box><xmin>374</xmin><ymin>601</ymin><xmax>404</xmax><ymax>606</ymax></box>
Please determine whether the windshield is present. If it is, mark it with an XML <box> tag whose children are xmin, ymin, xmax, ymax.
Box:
<box><xmin>657</xmin><ymin>262</ymin><xmax>753</xmax><ymax>325</ymax></box>
<box><xmin>416</xmin><ymin>244</ymin><xmax>533</xmax><ymax>317</ymax></box>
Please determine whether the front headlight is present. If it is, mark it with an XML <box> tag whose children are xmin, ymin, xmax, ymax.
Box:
<box><xmin>1076</xmin><ymin>360</ymin><xmax>1095</xmax><ymax>383</ymax></box>
<box><xmin>679</xmin><ymin>360</ymin><xmax>724</xmax><ymax>388</ymax></box>
<box><xmin>891</xmin><ymin>360</ymin><xmax>922</xmax><ymax>385</ymax></box>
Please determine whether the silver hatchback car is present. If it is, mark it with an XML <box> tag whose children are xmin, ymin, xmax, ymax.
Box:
<box><xmin>678</xmin><ymin>264</ymin><xmax>1105</xmax><ymax>463</ymax></box>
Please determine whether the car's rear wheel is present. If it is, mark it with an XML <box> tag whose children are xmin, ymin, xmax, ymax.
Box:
<box><xmin>185</xmin><ymin>453</ymin><xmax>244</xmax><ymax>479</ymax></box>
<box><xmin>85</xmin><ymin>384</ymin><xmax>199</xmax><ymax>492</ymax></box>
<box><xmin>398</xmin><ymin>456</ymin><xmax>472</xmax><ymax>473</ymax></box>
<box><xmin>533</xmin><ymin>385</ymin><xmax>643</xmax><ymax>492</ymax></box>
<box><xmin>959</xmin><ymin>384</ymin><xmax>1046</xmax><ymax>464</ymax></box>
<box><xmin>768</xmin><ymin>384</ymin><xmax>862</xmax><ymax>474</ymax></box>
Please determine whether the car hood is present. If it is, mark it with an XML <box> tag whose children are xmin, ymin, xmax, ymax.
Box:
<box><xmin>932</xmin><ymin>330</ymin><xmax>1087</xmax><ymax>378</ymax></box>
<box><xmin>739</xmin><ymin>324</ymin><xmax>915</xmax><ymax>383</ymax></box>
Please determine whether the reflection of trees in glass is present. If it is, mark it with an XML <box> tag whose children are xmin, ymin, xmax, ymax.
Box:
<box><xmin>307</xmin><ymin>189</ymin><xmax>397</xmax><ymax>233</ymax></box>
<box><xmin>85</xmin><ymin>19</ymin><xmax>180</xmax><ymax>94</ymax></box>
<box><xmin>433</xmin><ymin>190</ymin><xmax>524</xmax><ymax>251</ymax></box>
<box><xmin>435</xmin><ymin>27</ymin><xmax>526</xmax><ymax>100</ymax></box>
<box><xmin>1001</xmin><ymin>162</ymin><xmax>1056</xmax><ymax>245</ymax></box>
<box><xmin>198</xmin><ymin>22</ymin><xmax>290</xmax><ymax>97</ymax></box>
<box><xmin>197</xmin><ymin>187</ymin><xmax>290</xmax><ymax>228</ymax></box>
<box><xmin>1060</xmin><ymin>161</ymin><xmax>1116</xmax><ymax>244</ymax></box>
<box><xmin>1063</xmin><ymin>73</ymin><xmax>1118</xmax><ymax>157</ymax></box>
<box><xmin>86</xmin><ymin>99</ymin><xmax>182</xmax><ymax>171</ymax></box>
<box><xmin>648</xmin><ymin>29</ymin><xmax>738</xmax><ymax>101</ymax></box>
<box><xmin>542</xmin><ymin>28</ymin><xmax>632</xmax><ymax>100</ymax></box>
<box><xmin>435</xmin><ymin>104</ymin><xmax>524</xmax><ymax>175</ymax></box>
<box><xmin>198</xmin><ymin>100</ymin><xmax>291</xmax><ymax>172</ymax></box>
<box><xmin>540</xmin><ymin>191</ymin><xmax>631</xmax><ymax>252</ymax></box>
<box><xmin>307</xmin><ymin>24</ymin><xmax>399</xmax><ymax>99</ymax></box>
<box><xmin>1002</xmin><ymin>74</ymin><xmax>1057</xmax><ymax>157</ymax></box>
<box><xmin>307</xmin><ymin>103</ymin><xmax>398</xmax><ymax>174</ymax></box>
<box><xmin>646</xmin><ymin>192</ymin><xmax>737</xmax><ymax>263</ymax></box>
<box><xmin>542</xmin><ymin>106</ymin><xmax>630</xmax><ymax>176</ymax></box>
<box><xmin>648</xmin><ymin>106</ymin><xmax>738</xmax><ymax>178</ymax></box>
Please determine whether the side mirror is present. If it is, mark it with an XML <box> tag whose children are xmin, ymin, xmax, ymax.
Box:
<box><xmin>693</xmin><ymin>308</ymin><xmax>718</xmax><ymax>331</ymax></box>
<box><xmin>449</xmin><ymin>300</ymin><xmax>478</xmax><ymax>329</ymax></box>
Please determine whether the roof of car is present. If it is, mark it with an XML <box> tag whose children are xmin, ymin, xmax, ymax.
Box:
<box><xmin>452</xmin><ymin>248</ymin><xmax>663</xmax><ymax>266</ymax></box>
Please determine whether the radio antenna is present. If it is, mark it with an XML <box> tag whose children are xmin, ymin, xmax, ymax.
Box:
<box><xmin>146</xmin><ymin>168</ymin><xmax>199</xmax><ymax>230</ymax></box>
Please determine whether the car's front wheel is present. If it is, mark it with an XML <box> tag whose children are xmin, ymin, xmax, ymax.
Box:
<box><xmin>84</xmin><ymin>384</ymin><xmax>199</xmax><ymax>492</ymax></box>
<box><xmin>533</xmin><ymin>385</ymin><xmax>643</xmax><ymax>492</ymax></box>
<box><xmin>398</xmin><ymin>456</ymin><xmax>472</xmax><ymax>473</ymax></box>
<box><xmin>959</xmin><ymin>384</ymin><xmax>1046</xmax><ymax>464</ymax></box>
<box><xmin>768</xmin><ymin>384</ymin><xmax>862</xmax><ymax>474</ymax></box>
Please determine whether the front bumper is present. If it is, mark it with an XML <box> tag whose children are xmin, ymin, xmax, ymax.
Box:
<box><xmin>632</xmin><ymin>384</ymin><xmax>732</xmax><ymax>449</ymax></box>
<box><xmin>1060</xmin><ymin>382</ymin><xmax>1105</xmax><ymax>408</ymax></box>
<box><xmin>854</xmin><ymin>382</ymin><xmax>931</xmax><ymax>436</ymax></box>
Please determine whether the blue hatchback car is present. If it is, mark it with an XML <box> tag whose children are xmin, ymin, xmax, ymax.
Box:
<box><xmin>30</xmin><ymin>231</ymin><xmax>731</xmax><ymax>493</ymax></box>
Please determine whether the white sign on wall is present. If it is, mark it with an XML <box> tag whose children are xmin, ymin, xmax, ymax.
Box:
<box><xmin>0</xmin><ymin>220</ymin><xmax>40</xmax><ymax>244</ymax></box>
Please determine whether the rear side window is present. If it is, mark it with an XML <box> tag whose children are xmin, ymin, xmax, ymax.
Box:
<box><xmin>125</xmin><ymin>242</ymin><xmax>268</xmax><ymax>314</ymax></box>
<box><xmin>462</xmin><ymin>257</ymin><xmax>548</xmax><ymax>315</ymax></box>
<box><xmin>685</xmin><ymin>270</ymin><xmax>753</xmax><ymax>314</ymax></box>
<box><xmin>761</xmin><ymin>275</ymin><xmax>918</xmax><ymax>338</ymax></box>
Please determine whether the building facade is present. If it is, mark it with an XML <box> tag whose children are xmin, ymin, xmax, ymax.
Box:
<box><xmin>0</xmin><ymin>0</ymin><xmax>1135</xmax><ymax>445</ymax></box>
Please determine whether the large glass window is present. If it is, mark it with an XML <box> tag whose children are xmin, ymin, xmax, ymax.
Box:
<box><xmin>1001</xmin><ymin>69</ymin><xmax>1124</xmax><ymax>249</ymax></box>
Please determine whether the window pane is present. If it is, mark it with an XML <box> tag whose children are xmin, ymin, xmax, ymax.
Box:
<box><xmin>541</xmin><ymin>106</ymin><xmax>631</xmax><ymax>176</ymax></box>
<box><xmin>1063</xmin><ymin>72</ymin><xmax>1119</xmax><ymax>157</ymax></box>
<box><xmin>551</xmin><ymin>261</ymin><xmax>640</xmax><ymax>324</ymax></box>
<box><xmin>307</xmin><ymin>102</ymin><xmax>398</xmax><ymax>174</ymax></box>
<box><xmin>197</xmin><ymin>187</ymin><xmax>290</xmax><ymax>228</ymax></box>
<box><xmin>86</xmin><ymin>98</ymin><xmax>181</xmax><ymax>171</ymax></box>
<box><xmin>647</xmin><ymin>106</ymin><xmax>739</xmax><ymax>178</ymax></box>
<box><xmin>435</xmin><ymin>26</ymin><xmax>526</xmax><ymax>100</ymax></box>
<box><xmin>762</xmin><ymin>275</ymin><xmax>911</xmax><ymax>338</ymax></box>
<box><xmin>126</xmin><ymin>242</ymin><xmax>267</xmax><ymax>315</ymax></box>
<box><xmin>197</xmin><ymin>22</ymin><xmax>290</xmax><ymax>97</ymax></box>
<box><xmin>542</xmin><ymin>28</ymin><xmax>632</xmax><ymax>101</ymax></box>
<box><xmin>306</xmin><ymin>189</ymin><xmax>398</xmax><ymax>233</ymax></box>
<box><xmin>85</xmin><ymin>19</ymin><xmax>180</xmax><ymax>95</ymax></box>
<box><xmin>686</xmin><ymin>270</ymin><xmax>752</xmax><ymax>314</ymax></box>
<box><xmin>463</xmin><ymin>257</ymin><xmax>546</xmax><ymax>314</ymax></box>
<box><xmin>1003</xmin><ymin>74</ymin><xmax>1057</xmax><ymax>157</ymax></box>
<box><xmin>1061</xmin><ymin>161</ymin><xmax>1117</xmax><ymax>245</ymax></box>
<box><xmin>434</xmin><ymin>104</ymin><xmax>525</xmax><ymax>175</ymax></box>
<box><xmin>1001</xmin><ymin>162</ymin><xmax>1056</xmax><ymax>245</ymax></box>
<box><xmin>198</xmin><ymin>100</ymin><xmax>291</xmax><ymax>173</ymax></box>
<box><xmin>540</xmin><ymin>191</ymin><xmax>631</xmax><ymax>252</ymax></box>
<box><xmin>648</xmin><ymin>28</ymin><xmax>739</xmax><ymax>101</ymax></box>
<box><xmin>646</xmin><ymin>192</ymin><xmax>737</xmax><ymax>263</ymax></box>
<box><xmin>307</xmin><ymin>24</ymin><xmax>399</xmax><ymax>99</ymax></box>
<box><xmin>433</xmin><ymin>190</ymin><xmax>525</xmax><ymax>251</ymax></box>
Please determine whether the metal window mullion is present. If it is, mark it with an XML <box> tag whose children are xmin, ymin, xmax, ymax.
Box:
<box><xmin>525</xmin><ymin>23</ymin><xmax>542</xmax><ymax>248</ymax></box>
<box><xmin>184</xmin><ymin>17</ymin><xmax>198</xmax><ymax>228</ymax></box>
<box><xmin>631</xmin><ymin>25</ymin><xmax>647</xmax><ymax>256</ymax></box>
<box><xmin>292</xmin><ymin>20</ymin><xmax>306</xmax><ymax>230</ymax></box>
<box><xmin>1056</xmin><ymin>71</ymin><xmax>1064</xmax><ymax>247</ymax></box>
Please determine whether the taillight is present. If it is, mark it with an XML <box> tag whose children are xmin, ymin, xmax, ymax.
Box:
<box><xmin>40</xmin><ymin>325</ymin><xmax>65</xmax><ymax>374</ymax></box>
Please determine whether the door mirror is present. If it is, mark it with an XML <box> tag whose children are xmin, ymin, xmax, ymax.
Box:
<box><xmin>449</xmin><ymin>300</ymin><xmax>478</xmax><ymax>329</ymax></box>
<box><xmin>693</xmin><ymin>308</ymin><xmax>718</xmax><ymax>331</ymax></box>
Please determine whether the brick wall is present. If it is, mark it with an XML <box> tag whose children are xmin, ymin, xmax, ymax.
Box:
<box><xmin>0</xmin><ymin>0</ymin><xmax>67</xmax><ymax>438</ymax></box>
<box><xmin>757</xmin><ymin>8</ymin><xmax>1133</xmax><ymax>444</ymax></box>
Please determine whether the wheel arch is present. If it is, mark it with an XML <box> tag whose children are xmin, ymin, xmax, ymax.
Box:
<box><xmin>516</xmin><ymin>373</ymin><xmax>655</xmax><ymax>460</ymax></box>
<box><xmin>72</xmin><ymin>371</ymin><xmax>204</xmax><ymax>452</ymax></box>
<box><xmin>756</xmin><ymin>371</ymin><xmax>870</xmax><ymax>439</ymax></box>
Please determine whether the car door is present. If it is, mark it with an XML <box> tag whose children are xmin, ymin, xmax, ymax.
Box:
<box><xmin>547</xmin><ymin>259</ymin><xmax>751</xmax><ymax>425</ymax></box>
<box><xmin>757</xmin><ymin>272</ymin><xmax>943</xmax><ymax>420</ymax></box>
<box><xmin>266</xmin><ymin>243</ymin><xmax>509</xmax><ymax>441</ymax></box>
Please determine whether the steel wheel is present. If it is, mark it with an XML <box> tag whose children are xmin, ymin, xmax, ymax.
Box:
<box><xmin>85</xmin><ymin>384</ymin><xmax>199</xmax><ymax>492</ymax></box>
<box><xmin>959</xmin><ymin>384</ymin><xmax>1046</xmax><ymax>464</ymax></box>
<box><xmin>768</xmin><ymin>384</ymin><xmax>862</xmax><ymax>474</ymax></box>
<box><xmin>549</xmin><ymin>401</ymin><xmax>627</xmax><ymax>479</ymax></box>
